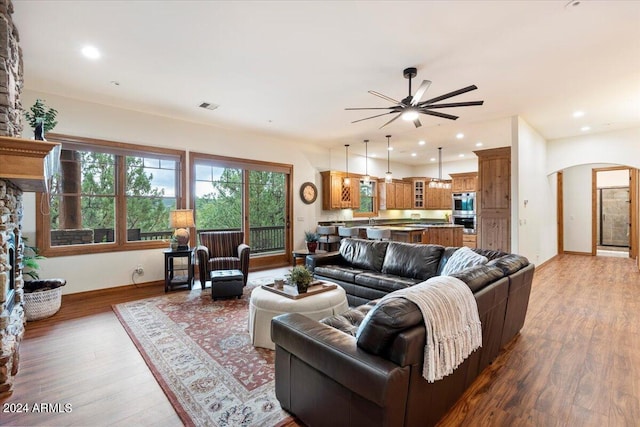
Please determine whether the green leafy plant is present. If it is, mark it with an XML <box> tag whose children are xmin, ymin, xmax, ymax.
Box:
<box><xmin>287</xmin><ymin>265</ymin><xmax>313</xmax><ymax>292</ymax></box>
<box><xmin>304</xmin><ymin>230</ymin><xmax>319</xmax><ymax>242</ymax></box>
<box><xmin>24</xmin><ymin>99</ymin><xmax>58</xmax><ymax>132</ymax></box>
<box><xmin>22</xmin><ymin>237</ymin><xmax>45</xmax><ymax>280</ymax></box>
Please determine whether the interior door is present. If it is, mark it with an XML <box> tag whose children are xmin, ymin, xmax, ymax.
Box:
<box><xmin>599</xmin><ymin>187</ymin><xmax>630</xmax><ymax>247</ymax></box>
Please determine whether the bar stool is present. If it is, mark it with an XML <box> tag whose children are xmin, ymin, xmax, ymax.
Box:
<box><xmin>317</xmin><ymin>225</ymin><xmax>341</xmax><ymax>251</ymax></box>
<box><xmin>338</xmin><ymin>226</ymin><xmax>360</xmax><ymax>239</ymax></box>
<box><xmin>366</xmin><ymin>227</ymin><xmax>391</xmax><ymax>241</ymax></box>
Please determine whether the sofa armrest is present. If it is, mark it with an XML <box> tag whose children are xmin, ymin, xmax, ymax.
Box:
<box><xmin>271</xmin><ymin>312</ymin><xmax>409</xmax><ymax>407</ymax></box>
<box><xmin>237</xmin><ymin>243</ymin><xmax>251</xmax><ymax>285</ymax></box>
<box><xmin>196</xmin><ymin>245</ymin><xmax>210</xmax><ymax>285</ymax></box>
<box><xmin>305</xmin><ymin>251</ymin><xmax>343</xmax><ymax>271</ymax></box>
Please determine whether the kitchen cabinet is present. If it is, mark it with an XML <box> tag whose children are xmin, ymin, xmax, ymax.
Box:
<box><xmin>475</xmin><ymin>147</ymin><xmax>510</xmax><ymax>252</ymax></box>
<box><xmin>425</xmin><ymin>184</ymin><xmax>452</xmax><ymax>210</ymax></box>
<box><xmin>450</xmin><ymin>172</ymin><xmax>478</xmax><ymax>193</ymax></box>
<box><xmin>378</xmin><ymin>180</ymin><xmax>396</xmax><ymax>210</ymax></box>
<box><xmin>412</xmin><ymin>179</ymin><xmax>425</xmax><ymax>209</ymax></box>
<box><xmin>462</xmin><ymin>234</ymin><xmax>477</xmax><ymax>248</ymax></box>
<box><xmin>379</xmin><ymin>180</ymin><xmax>411</xmax><ymax>210</ymax></box>
<box><xmin>422</xmin><ymin>226</ymin><xmax>463</xmax><ymax>247</ymax></box>
<box><xmin>321</xmin><ymin>171</ymin><xmax>360</xmax><ymax>210</ymax></box>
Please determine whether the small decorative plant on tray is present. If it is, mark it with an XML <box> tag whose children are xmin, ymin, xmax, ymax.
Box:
<box><xmin>287</xmin><ymin>265</ymin><xmax>314</xmax><ymax>294</ymax></box>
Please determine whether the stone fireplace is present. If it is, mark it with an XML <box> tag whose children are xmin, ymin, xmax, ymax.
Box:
<box><xmin>0</xmin><ymin>178</ymin><xmax>23</xmax><ymax>398</ymax></box>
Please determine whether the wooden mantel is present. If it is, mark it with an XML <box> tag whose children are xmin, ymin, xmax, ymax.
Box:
<box><xmin>0</xmin><ymin>136</ymin><xmax>60</xmax><ymax>192</ymax></box>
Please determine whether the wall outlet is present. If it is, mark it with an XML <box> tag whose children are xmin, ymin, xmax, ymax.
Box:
<box><xmin>135</xmin><ymin>265</ymin><xmax>144</xmax><ymax>275</ymax></box>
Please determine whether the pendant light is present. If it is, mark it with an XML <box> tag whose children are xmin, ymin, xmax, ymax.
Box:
<box><xmin>385</xmin><ymin>135</ymin><xmax>393</xmax><ymax>183</ymax></box>
<box><xmin>343</xmin><ymin>144</ymin><xmax>351</xmax><ymax>186</ymax></box>
<box><xmin>429</xmin><ymin>147</ymin><xmax>450</xmax><ymax>188</ymax></box>
<box><xmin>362</xmin><ymin>139</ymin><xmax>370</xmax><ymax>183</ymax></box>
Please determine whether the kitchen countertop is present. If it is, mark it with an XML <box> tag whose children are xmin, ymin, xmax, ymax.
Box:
<box><xmin>356</xmin><ymin>224</ymin><xmax>463</xmax><ymax>232</ymax></box>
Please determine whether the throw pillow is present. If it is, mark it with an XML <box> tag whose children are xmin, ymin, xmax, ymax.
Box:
<box><xmin>441</xmin><ymin>247</ymin><xmax>488</xmax><ymax>276</ymax></box>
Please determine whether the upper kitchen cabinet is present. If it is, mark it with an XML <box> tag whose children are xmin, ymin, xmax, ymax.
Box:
<box><xmin>475</xmin><ymin>147</ymin><xmax>511</xmax><ymax>252</ymax></box>
<box><xmin>379</xmin><ymin>179</ymin><xmax>412</xmax><ymax>210</ymax></box>
<box><xmin>450</xmin><ymin>172</ymin><xmax>478</xmax><ymax>193</ymax></box>
<box><xmin>321</xmin><ymin>171</ymin><xmax>360</xmax><ymax>210</ymax></box>
<box><xmin>411</xmin><ymin>178</ymin><xmax>426</xmax><ymax>209</ymax></box>
<box><xmin>425</xmin><ymin>182</ymin><xmax>452</xmax><ymax>210</ymax></box>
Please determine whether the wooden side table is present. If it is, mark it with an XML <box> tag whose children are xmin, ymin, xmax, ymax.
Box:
<box><xmin>163</xmin><ymin>247</ymin><xmax>194</xmax><ymax>292</ymax></box>
<box><xmin>291</xmin><ymin>248</ymin><xmax>327</xmax><ymax>267</ymax></box>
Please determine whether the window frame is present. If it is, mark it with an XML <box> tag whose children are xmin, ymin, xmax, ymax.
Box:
<box><xmin>353</xmin><ymin>177</ymin><xmax>379</xmax><ymax>218</ymax></box>
<box><xmin>36</xmin><ymin>133</ymin><xmax>186</xmax><ymax>257</ymax></box>
<box><xmin>189</xmin><ymin>151</ymin><xmax>293</xmax><ymax>270</ymax></box>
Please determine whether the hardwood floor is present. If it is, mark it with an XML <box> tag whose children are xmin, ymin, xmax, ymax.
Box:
<box><xmin>1</xmin><ymin>256</ymin><xmax>638</xmax><ymax>426</ymax></box>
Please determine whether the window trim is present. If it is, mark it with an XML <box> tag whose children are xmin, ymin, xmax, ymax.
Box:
<box><xmin>353</xmin><ymin>177</ymin><xmax>379</xmax><ymax>218</ymax></box>
<box><xmin>36</xmin><ymin>133</ymin><xmax>186</xmax><ymax>257</ymax></box>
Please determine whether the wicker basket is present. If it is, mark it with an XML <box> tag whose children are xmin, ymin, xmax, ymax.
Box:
<box><xmin>23</xmin><ymin>287</ymin><xmax>63</xmax><ymax>321</ymax></box>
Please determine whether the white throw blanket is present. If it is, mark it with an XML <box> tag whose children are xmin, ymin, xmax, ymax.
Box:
<box><xmin>380</xmin><ymin>276</ymin><xmax>482</xmax><ymax>382</ymax></box>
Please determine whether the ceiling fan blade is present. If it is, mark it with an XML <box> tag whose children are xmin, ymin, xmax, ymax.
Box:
<box><xmin>418</xmin><ymin>85</ymin><xmax>478</xmax><ymax>106</ymax></box>
<box><xmin>379</xmin><ymin>113</ymin><xmax>402</xmax><ymax>129</ymax></box>
<box><xmin>425</xmin><ymin>101</ymin><xmax>484</xmax><ymax>109</ymax></box>
<box><xmin>419</xmin><ymin>109</ymin><xmax>459</xmax><ymax>120</ymax></box>
<box><xmin>351</xmin><ymin>111</ymin><xmax>395</xmax><ymax>124</ymax></box>
<box><xmin>411</xmin><ymin>80</ymin><xmax>432</xmax><ymax>106</ymax></box>
<box><xmin>368</xmin><ymin>90</ymin><xmax>401</xmax><ymax>105</ymax></box>
<box><xmin>345</xmin><ymin>107</ymin><xmax>395</xmax><ymax>110</ymax></box>
<box><xmin>413</xmin><ymin>118</ymin><xmax>422</xmax><ymax>128</ymax></box>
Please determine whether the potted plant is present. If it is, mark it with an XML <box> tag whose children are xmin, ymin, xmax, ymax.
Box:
<box><xmin>21</xmin><ymin>238</ymin><xmax>66</xmax><ymax>321</ymax></box>
<box><xmin>24</xmin><ymin>99</ymin><xmax>58</xmax><ymax>140</ymax></box>
<box><xmin>287</xmin><ymin>265</ymin><xmax>314</xmax><ymax>294</ymax></box>
<box><xmin>305</xmin><ymin>230</ymin><xmax>319</xmax><ymax>253</ymax></box>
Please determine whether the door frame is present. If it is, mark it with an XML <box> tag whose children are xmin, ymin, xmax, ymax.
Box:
<box><xmin>591</xmin><ymin>166</ymin><xmax>636</xmax><ymax>258</ymax></box>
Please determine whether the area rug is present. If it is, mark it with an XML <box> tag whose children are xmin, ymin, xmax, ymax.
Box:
<box><xmin>113</xmin><ymin>279</ymin><xmax>293</xmax><ymax>427</ymax></box>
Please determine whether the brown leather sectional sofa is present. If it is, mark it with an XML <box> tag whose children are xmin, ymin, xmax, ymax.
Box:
<box><xmin>271</xmin><ymin>238</ymin><xmax>535</xmax><ymax>426</ymax></box>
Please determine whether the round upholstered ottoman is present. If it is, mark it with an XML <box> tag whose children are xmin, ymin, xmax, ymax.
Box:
<box><xmin>248</xmin><ymin>284</ymin><xmax>349</xmax><ymax>350</ymax></box>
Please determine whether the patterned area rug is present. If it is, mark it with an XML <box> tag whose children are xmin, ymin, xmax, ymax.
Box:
<box><xmin>113</xmin><ymin>279</ymin><xmax>293</xmax><ymax>427</ymax></box>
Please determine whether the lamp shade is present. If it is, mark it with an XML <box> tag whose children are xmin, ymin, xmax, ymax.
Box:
<box><xmin>169</xmin><ymin>209</ymin><xmax>195</xmax><ymax>229</ymax></box>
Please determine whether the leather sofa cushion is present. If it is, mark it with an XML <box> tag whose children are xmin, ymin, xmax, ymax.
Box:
<box><xmin>450</xmin><ymin>264</ymin><xmax>505</xmax><ymax>293</ymax></box>
<box><xmin>339</xmin><ymin>238</ymin><xmax>388</xmax><ymax>272</ymax></box>
<box><xmin>320</xmin><ymin>300</ymin><xmax>377</xmax><ymax>336</ymax></box>
<box><xmin>314</xmin><ymin>265</ymin><xmax>366</xmax><ymax>283</ymax></box>
<box><xmin>488</xmin><ymin>254</ymin><xmax>530</xmax><ymax>275</ymax></box>
<box><xmin>354</xmin><ymin>272</ymin><xmax>421</xmax><ymax>293</ymax></box>
<box><xmin>356</xmin><ymin>298</ymin><xmax>423</xmax><ymax>356</ymax></box>
<box><xmin>381</xmin><ymin>242</ymin><xmax>444</xmax><ymax>280</ymax></box>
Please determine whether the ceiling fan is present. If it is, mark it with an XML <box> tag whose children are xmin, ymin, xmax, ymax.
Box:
<box><xmin>346</xmin><ymin>67</ymin><xmax>484</xmax><ymax>129</ymax></box>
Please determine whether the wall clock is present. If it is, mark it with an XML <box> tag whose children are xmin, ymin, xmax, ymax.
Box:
<box><xmin>300</xmin><ymin>182</ymin><xmax>318</xmax><ymax>204</ymax></box>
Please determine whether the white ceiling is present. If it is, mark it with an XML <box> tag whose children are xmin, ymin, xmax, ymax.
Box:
<box><xmin>13</xmin><ymin>1</ymin><xmax>640</xmax><ymax>164</ymax></box>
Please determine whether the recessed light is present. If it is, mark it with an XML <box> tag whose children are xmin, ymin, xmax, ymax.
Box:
<box><xmin>459</xmin><ymin>154</ymin><xmax>465</xmax><ymax>158</ymax></box>
<box><xmin>581</xmin><ymin>126</ymin><xmax>591</xmax><ymax>131</ymax></box>
<box><xmin>371</xmin><ymin>154</ymin><xmax>377</xmax><ymax>157</ymax></box>
<box><xmin>475</xmin><ymin>142</ymin><xmax>483</xmax><ymax>147</ymax></box>
<box><xmin>388</xmin><ymin>147</ymin><xmax>393</xmax><ymax>151</ymax></box>
<box><xmin>456</xmin><ymin>133</ymin><xmax>464</xmax><ymax>139</ymax></box>
<box><xmin>573</xmin><ymin>111</ymin><xmax>585</xmax><ymax>118</ymax></box>
<box><xmin>411</xmin><ymin>153</ymin><xmax>417</xmax><ymax>157</ymax></box>
<box><xmin>81</xmin><ymin>45</ymin><xmax>101</xmax><ymax>59</ymax></box>
<box><xmin>430</xmin><ymin>158</ymin><xmax>436</xmax><ymax>162</ymax></box>
<box><xmin>418</xmin><ymin>140</ymin><xmax>426</xmax><ymax>146</ymax></box>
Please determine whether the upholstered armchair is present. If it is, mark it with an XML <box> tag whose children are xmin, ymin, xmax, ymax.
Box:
<box><xmin>197</xmin><ymin>231</ymin><xmax>250</xmax><ymax>287</ymax></box>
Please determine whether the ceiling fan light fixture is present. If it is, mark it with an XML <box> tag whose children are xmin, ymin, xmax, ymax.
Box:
<box><xmin>402</xmin><ymin>109</ymin><xmax>419</xmax><ymax>121</ymax></box>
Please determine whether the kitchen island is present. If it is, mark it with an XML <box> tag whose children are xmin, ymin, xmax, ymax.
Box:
<box><xmin>352</xmin><ymin>223</ymin><xmax>464</xmax><ymax>246</ymax></box>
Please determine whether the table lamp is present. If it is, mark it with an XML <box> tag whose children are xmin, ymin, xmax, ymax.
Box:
<box><xmin>169</xmin><ymin>209</ymin><xmax>195</xmax><ymax>250</ymax></box>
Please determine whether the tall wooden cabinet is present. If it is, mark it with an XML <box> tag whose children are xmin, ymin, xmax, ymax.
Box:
<box><xmin>321</xmin><ymin>171</ymin><xmax>360</xmax><ymax>210</ymax></box>
<box><xmin>475</xmin><ymin>147</ymin><xmax>511</xmax><ymax>252</ymax></box>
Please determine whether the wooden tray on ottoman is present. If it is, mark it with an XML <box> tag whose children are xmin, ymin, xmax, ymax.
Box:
<box><xmin>261</xmin><ymin>280</ymin><xmax>337</xmax><ymax>300</ymax></box>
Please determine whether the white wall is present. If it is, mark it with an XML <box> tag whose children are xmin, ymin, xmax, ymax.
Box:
<box><xmin>22</xmin><ymin>90</ymin><xmax>332</xmax><ymax>294</ymax></box>
<box><xmin>597</xmin><ymin>169</ymin><xmax>628</xmax><ymax>187</ymax></box>
<box><xmin>547</xmin><ymin>127</ymin><xmax>640</xmax><ymax>173</ymax></box>
<box><xmin>514</xmin><ymin>117</ymin><xmax>557</xmax><ymax>265</ymax></box>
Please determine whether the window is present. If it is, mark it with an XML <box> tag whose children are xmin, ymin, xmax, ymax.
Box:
<box><xmin>37</xmin><ymin>134</ymin><xmax>186</xmax><ymax>256</ymax></box>
<box><xmin>354</xmin><ymin>180</ymin><xmax>378</xmax><ymax>217</ymax></box>
<box><xmin>190</xmin><ymin>152</ymin><xmax>292</xmax><ymax>268</ymax></box>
